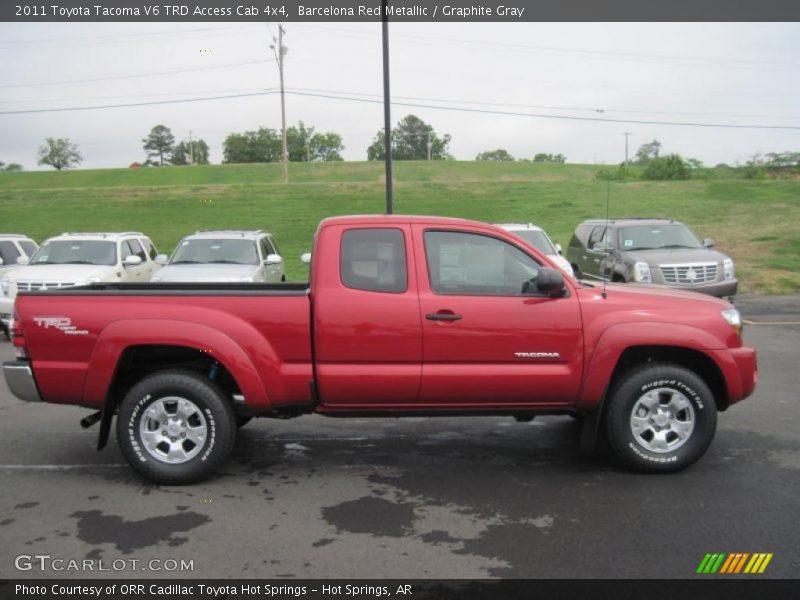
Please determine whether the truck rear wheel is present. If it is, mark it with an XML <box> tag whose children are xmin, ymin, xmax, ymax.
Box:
<box><xmin>116</xmin><ymin>370</ymin><xmax>236</xmax><ymax>484</ymax></box>
<box><xmin>605</xmin><ymin>363</ymin><xmax>717</xmax><ymax>473</ymax></box>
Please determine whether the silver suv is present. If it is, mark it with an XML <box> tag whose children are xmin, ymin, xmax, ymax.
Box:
<box><xmin>0</xmin><ymin>234</ymin><xmax>39</xmax><ymax>336</ymax></box>
<box><xmin>566</xmin><ymin>218</ymin><xmax>737</xmax><ymax>298</ymax></box>
<box><xmin>152</xmin><ymin>230</ymin><xmax>285</xmax><ymax>283</ymax></box>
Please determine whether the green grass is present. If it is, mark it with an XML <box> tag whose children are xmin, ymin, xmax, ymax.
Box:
<box><xmin>1</xmin><ymin>161</ymin><xmax>798</xmax><ymax>294</ymax></box>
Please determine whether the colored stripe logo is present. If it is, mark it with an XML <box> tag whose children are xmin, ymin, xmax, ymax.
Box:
<box><xmin>696</xmin><ymin>553</ymin><xmax>773</xmax><ymax>574</ymax></box>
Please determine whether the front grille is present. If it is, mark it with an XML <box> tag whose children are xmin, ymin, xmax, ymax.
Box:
<box><xmin>659</xmin><ymin>263</ymin><xmax>718</xmax><ymax>284</ymax></box>
<box><xmin>16</xmin><ymin>281</ymin><xmax>77</xmax><ymax>292</ymax></box>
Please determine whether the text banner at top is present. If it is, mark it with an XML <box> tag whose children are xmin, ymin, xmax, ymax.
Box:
<box><xmin>3</xmin><ymin>0</ymin><xmax>800</xmax><ymax>22</ymax></box>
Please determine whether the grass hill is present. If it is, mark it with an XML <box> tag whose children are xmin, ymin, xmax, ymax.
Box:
<box><xmin>1</xmin><ymin>161</ymin><xmax>798</xmax><ymax>294</ymax></box>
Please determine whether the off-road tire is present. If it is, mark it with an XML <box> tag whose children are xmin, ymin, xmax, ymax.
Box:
<box><xmin>117</xmin><ymin>370</ymin><xmax>236</xmax><ymax>484</ymax></box>
<box><xmin>605</xmin><ymin>362</ymin><xmax>717</xmax><ymax>473</ymax></box>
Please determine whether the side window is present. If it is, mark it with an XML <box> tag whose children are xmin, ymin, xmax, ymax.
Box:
<box><xmin>261</xmin><ymin>237</ymin><xmax>275</xmax><ymax>256</ymax></box>
<box><xmin>424</xmin><ymin>231</ymin><xmax>541</xmax><ymax>296</ymax></box>
<box><xmin>588</xmin><ymin>226</ymin><xmax>609</xmax><ymax>250</ymax></box>
<box><xmin>269</xmin><ymin>235</ymin><xmax>281</xmax><ymax>255</ymax></box>
<box><xmin>340</xmin><ymin>228</ymin><xmax>407</xmax><ymax>293</ymax></box>
<box><xmin>0</xmin><ymin>241</ymin><xmax>21</xmax><ymax>265</ymax></box>
<box><xmin>141</xmin><ymin>238</ymin><xmax>158</xmax><ymax>260</ymax></box>
<box><xmin>19</xmin><ymin>241</ymin><xmax>38</xmax><ymax>257</ymax></box>
<box><xmin>126</xmin><ymin>239</ymin><xmax>147</xmax><ymax>261</ymax></box>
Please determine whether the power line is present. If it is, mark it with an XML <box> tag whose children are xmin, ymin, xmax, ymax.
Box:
<box><xmin>1</xmin><ymin>88</ymin><xmax>799</xmax><ymax>131</ymax></box>
<box><xmin>293</xmin><ymin>24</ymin><xmax>800</xmax><ymax>72</ymax></box>
<box><xmin>0</xmin><ymin>25</ymin><xmax>264</xmax><ymax>48</ymax></box>
<box><xmin>0</xmin><ymin>59</ymin><xmax>275</xmax><ymax>89</ymax></box>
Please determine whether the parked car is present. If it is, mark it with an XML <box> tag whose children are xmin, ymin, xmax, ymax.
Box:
<box><xmin>152</xmin><ymin>230</ymin><xmax>285</xmax><ymax>283</ymax></box>
<box><xmin>566</xmin><ymin>218</ymin><xmax>737</xmax><ymax>298</ymax></box>
<box><xmin>495</xmin><ymin>223</ymin><xmax>574</xmax><ymax>278</ymax></box>
<box><xmin>0</xmin><ymin>232</ymin><xmax>162</xmax><ymax>332</ymax></box>
<box><xmin>4</xmin><ymin>215</ymin><xmax>756</xmax><ymax>483</ymax></box>
<box><xmin>0</xmin><ymin>234</ymin><xmax>39</xmax><ymax>336</ymax></box>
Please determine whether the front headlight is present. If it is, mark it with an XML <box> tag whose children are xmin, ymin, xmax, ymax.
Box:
<box><xmin>723</xmin><ymin>258</ymin><xmax>735</xmax><ymax>280</ymax></box>
<box><xmin>0</xmin><ymin>277</ymin><xmax>9</xmax><ymax>297</ymax></box>
<box><xmin>633</xmin><ymin>261</ymin><xmax>652</xmax><ymax>283</ymax></box>
<box><xmin>721</xmin><ymin>308</ymin><xmax>742</xmax><ymax>337</ymax></box>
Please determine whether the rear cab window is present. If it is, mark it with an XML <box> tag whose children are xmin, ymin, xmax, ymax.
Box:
<box><xmin>340</xmin><ymin>228</ymin><xmax>407</xmax><ymax>293</ymax></box>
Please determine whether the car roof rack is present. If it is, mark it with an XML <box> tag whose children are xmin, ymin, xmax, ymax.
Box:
<box><xmin>193</xmin><ymin>230</ymin><xmax>268</xmax><ymax>236</ymax></box>
<box><xmin>59</xmin><ymin>231</ymin><xmax>145</xmax><ymax>237</ymax></box>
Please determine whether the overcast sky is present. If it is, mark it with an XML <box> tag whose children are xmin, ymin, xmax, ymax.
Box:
<box><xmin>0</xmin><ymin>22</ymin><xmax>798</xmax><ymax>169</ymax></box>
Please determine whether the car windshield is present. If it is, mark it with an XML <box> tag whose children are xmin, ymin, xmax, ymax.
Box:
<box><xmin>510</xmin><ymin>230</ymin><xmax>556</xmax><ymax>254</ymax></box>
<box><xmin>29</xmin><ymin>240</ymin><xmax>117</xmax><ymax>266</ymax></box>
<box><xmin>171</xmin><ymin>239</ymin><xmax>259</xmax><ymax>265</ymax></box>
<box><xmin>617</xmin><ymin>224</ymin><xmax>702</xmax><ymax>251</ymax></box>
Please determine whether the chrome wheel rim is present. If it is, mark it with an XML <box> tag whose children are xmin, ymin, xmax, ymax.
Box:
<box><xmin>138</xmin><ymin>396</ymin><xmax>207</xmax><ymax>464</ymax></box>
<box><xmin>629</xmin><ymin>387</ymin><xmax>695</xmax><ymax>453</ymax></box>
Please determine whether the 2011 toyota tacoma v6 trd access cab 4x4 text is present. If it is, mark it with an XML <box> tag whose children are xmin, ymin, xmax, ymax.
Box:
<box><xmin>3</xmin><ymin>215</ymin><xmax>757</xmax><ymax>483</ymax></box>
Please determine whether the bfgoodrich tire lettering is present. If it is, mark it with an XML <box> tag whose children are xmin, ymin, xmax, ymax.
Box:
<box><xmin>116</xmin><ymin>370</ymin><xmax>236</xmax><ymax>484</ymax></box>
<box><xmin>605</xmin><ymin>363</ymin><xmax>717</xmax><ymax>473</ymax></box>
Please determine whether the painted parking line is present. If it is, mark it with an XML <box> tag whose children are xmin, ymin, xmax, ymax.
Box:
<box><xmin>743</xmin><ymin>321</ymin><xmax>800</xmax><ymax>325</ymax></box>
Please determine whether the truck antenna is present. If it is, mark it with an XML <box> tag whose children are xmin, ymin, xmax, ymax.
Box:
<box><xmin>602</xmin><ymin>179</ymin><xmax>610</xmax><ymax>300</ymax></box>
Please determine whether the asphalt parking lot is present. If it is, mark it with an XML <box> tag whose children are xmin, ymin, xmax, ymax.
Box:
<box><xmin>0</xmin><ymin>296</ymin><xmax>798</xmax><ymax>580</ymax></box>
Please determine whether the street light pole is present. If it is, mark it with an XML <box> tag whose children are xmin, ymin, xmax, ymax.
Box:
<box><xmin>381</xmin><ymin>0</ymin><xmax>393</xmax><ymax>214</ymax></box>
<box><xmin>624</xmin><ymin>131</ymin><xmax>632</xmax><ymax>165</ymax></box>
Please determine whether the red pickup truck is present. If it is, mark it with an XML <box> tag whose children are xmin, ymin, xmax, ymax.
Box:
<box><xmin>3</xmin><ymin>215</ymin><xmax>757</xmax><ymax>483</ymax></box>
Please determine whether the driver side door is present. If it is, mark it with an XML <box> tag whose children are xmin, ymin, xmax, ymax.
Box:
<box><xmin>413</xmin><ymin>227</ymin><xmax>583</xmax><ymax>406</ymax></box>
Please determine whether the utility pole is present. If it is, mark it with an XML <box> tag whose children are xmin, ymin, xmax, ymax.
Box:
<box><xmin>427</xmin><ymin>130</ymin><xmax>432</xmax><ymax>161</ymax></box>
<box><xmin>623</xmin><ymin>132</ymin><xmax>632</xmax><ymax>165</ymax></box>
<box><xmin>271</xmin><ymin>26</ymin><xmax>288</xmax><ymax>183</ymax></box>
<box><xmin>381</xmin><ymin>0</ymin><xmax>393</xmax><ymax>214</ymax></box>
<box><xmin>189</xmin><ymin>130</ymin><xmax>194</xmax><ymax>165</ymax></box>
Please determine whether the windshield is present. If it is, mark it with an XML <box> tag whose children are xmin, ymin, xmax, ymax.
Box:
<box><xmin>171</xmin><ymin>238</ymin><xmax>259</xmax><ymax>265</ymax></box>
<box><xmin>511</xmin><ymin>230</ymin><xmax>556</xmax><ymax>254</ymax></box>
<box><xmin>30</xmin><ymin>240</ymin><xmax>117</xmax><ymax>266</ymax></box>
<box><xmin>617</xmin><ymin>224</ymin><xmax>702</xmax><ymax>251</ymax></box>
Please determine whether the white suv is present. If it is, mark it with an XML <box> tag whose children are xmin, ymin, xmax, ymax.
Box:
<box><xmin>495</xmin><ymin>223</ymin><xmax>575</xmax><ymax>278</ymax></box>
<box><xmin>0</xmin><ymin>234</ymin><xmax>39</xmax><ymax>336</ymax></box>
<box><xmin>0</xmin><ymin>232</ymin><xmax>162</xmax><ymax>327</ymax></box>
<box><xmin>152</xmin><ymin>230</ymin><xmax>285</xmax><ymax>283</ymax></box>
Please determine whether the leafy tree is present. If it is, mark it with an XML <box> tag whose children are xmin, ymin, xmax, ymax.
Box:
<box><xmin>223</xmin><ymin>128</ymin><xmax>282</xmax><ymax>163</ymax></box>
<box><xmin>367</xmin><ymin>114</ymin><xmax>452</xmax><ymax>160</ymax></box>
<box><xmin>686</xmin><ymin>158</ymin><xmax>704</xmax><ymax>170</ymax></box>
<box><xmin>764</xmin><ymin>152</ymin><xmax>800</xmax><ymax>170</ymax></box>
<box><xmin>634</xmin><ymin>140</ymin><xmax>661</xmax><ymax>165</ymax></box>
<box><xmin>285</xmin><ymin>122</ymin><xmax>344</xmax><ymax>162</ymax></box>
<box><xmin>171</xmin><ymin>139</ymin><xmax>210</xmax><ymax>165</ymax></box>
<box><xmin>476</xmin><ymin>149</ymin><xmax>514</xmax><ymax>161</ymax></box>
<box><xmin>142</xmin><ymin>125</ymin><xmax>175</xmax><ymax>166</ymax></box>
<box><xmin>533</xmin><ymin>153</ymin><xmax>566</xmax><ymax>163</ymax></box>
<box><xmin>308</xmin><ymin>132</ymin><xmax>344</xmax><ymax>161</ymax></box>
<box><xmin>37</xmin><ymin>138</ymin><xmax>82</xmax><ymax>170</ymax></box>
<box><xmin>642</xmin><ymin>154</ymin><xmax>690</xmax><ymax>180</ymax></box>
<box><xmin>3</xmin><ymin>163</ymin><xmax>23</xmax><ymax>172</ymax></box>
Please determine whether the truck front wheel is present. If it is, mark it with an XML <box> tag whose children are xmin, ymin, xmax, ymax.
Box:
<box><xmin>605</xmin><ymin>363</ymin><xmax>717</xmax><ymax>473</ymax></box>
<box><xmin>116</xmin><ymin>370</ymin><xmax>237</xmax><ymax>484</ymax></box>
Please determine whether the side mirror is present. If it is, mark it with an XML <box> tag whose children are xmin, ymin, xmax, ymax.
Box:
<box><xmin>155</xmin><ymin>253</ymin><xmax>169</xmax><ymax>265</ymax></box>
<box><xmin>523</xmin><ymin>267</ymin><xmax>566</xmax><ymax>297</ymax></box>
<box><xmin>554</xmin><ymin>242</ymin><xmax>563</xmax><ymax>255</ymax></box>
<box><xmin>702</xmin><ymin>238</ymin><xmax>715</xmax><ymax>248</ymax></box>
<box><xmin>264</xmin><ymin>253</ymin><xmax>282</xmax><ymax>266</ymax></box>
<box><xmin>300</xmin><ymin>252</ymin><xmax>312</xmax><ymax>264</ymax></box>
<box><xmin>123</xmin><ymin>255</ymin><xmax>143</xmax><ymax>267</ymax></box>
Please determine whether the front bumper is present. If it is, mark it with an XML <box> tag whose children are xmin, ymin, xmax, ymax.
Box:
<box><xmin>649</xmin><ymin>272</ymin><xmax>738</xmax><ymax>298</ymax></box>
<box><xmin>2</xmin><ymin>360</ymin><xmax>43</xmax><ymax>402</ymax></box>
<box><xmin>709</xmin><ymin>345</ymin><xmax>757</xmax><ymax>408</ymax></box>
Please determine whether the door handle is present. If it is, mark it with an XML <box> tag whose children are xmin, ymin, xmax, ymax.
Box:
<box><xmin>426</xmin><ymin>312</ymin><xmax>462</xmax><ymax>321</ymax></box>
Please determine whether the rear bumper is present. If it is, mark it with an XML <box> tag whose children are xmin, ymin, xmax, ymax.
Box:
<box><xmin>2</xmin><ymin>361</ymin><xmax>43</xmax><ymax>402</ymax></box>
